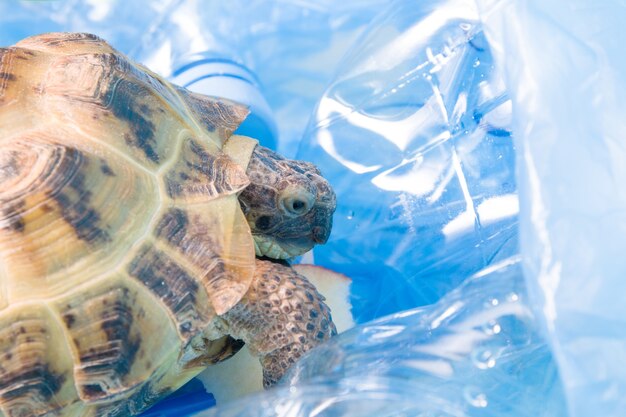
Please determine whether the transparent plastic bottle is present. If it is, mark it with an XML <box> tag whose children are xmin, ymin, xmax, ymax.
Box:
<box><xmin>127</xmin><ymin>0</ymin><xmax>279</xmax><ymax>149</ymax></box>
<box><xmin>128</xmin><ymin>0</ymin><xmax>386</xmax><ymax>155</ymax></box>
<box><xmin>297</xmin><ymin>0</ymin><xmax>518</xmax><ymax>323</ymax></box>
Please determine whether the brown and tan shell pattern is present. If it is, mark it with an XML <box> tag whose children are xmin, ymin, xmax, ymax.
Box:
<box><xmin>0</xmin><ymin>33</ymin><xmax>257</xmax><ymax>416</ymax></box>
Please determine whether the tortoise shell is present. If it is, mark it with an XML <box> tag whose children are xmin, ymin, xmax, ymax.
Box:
<box><xmin>0</xmin><ymin>33</ymin><xmax>260</xmax><ymax>416</ymax></box>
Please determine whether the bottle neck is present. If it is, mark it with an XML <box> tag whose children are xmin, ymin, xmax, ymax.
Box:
<box><xmin>170</xmin><ymin>57</ymin><xmax>277</xmax><ymax>149</ymax></box>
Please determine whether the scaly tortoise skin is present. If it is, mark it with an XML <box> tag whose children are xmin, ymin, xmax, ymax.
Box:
<box><xmin>0</xmin><ymin>33</ymin><xmax>337</xmax><ymax>417</ymax></box>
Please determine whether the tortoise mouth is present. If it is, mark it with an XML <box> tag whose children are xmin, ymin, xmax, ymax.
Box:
<box><xmin>253</xmin><ymin>235</ymin><xmax>313</xmax><ymax>260</ymax></box>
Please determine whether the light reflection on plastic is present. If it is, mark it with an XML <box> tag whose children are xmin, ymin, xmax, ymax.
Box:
<box><xmin>316</xmin><ymin>95</ymin><xmax>449</xmax><ymax>153</ymax></box>
<box><xmin>371</xmin><ymin>152</ymin><xmax>448</xmax><ymax>196</ymax></box>
<box><xmin>451</xmin><ymin>90</ymin><xmax>468</xmax><ymax>125</ymax></box>
<box><xmin>442</xmin><ymin>193</ymin><xmax>519</xmax><ymax>239</ymax></box>
<box><xmin>274</xmin><ymin>402</ymin><xmax>301</xmax><ymax>417</ymax></box>
<box><xmin>309</xmin><ymin>398</ymin><xmax>338</xmax><ymax>417</ymax></box>
<box><xmin>317</xmin><ymin>128</ymin><xmax>382</xmax><ymax>174</ymax></box>
<box><xmin>413</xmin><ymin>330</ymin><xmax>488</xmax><ymax>361</ymax></box>
<box><xmin>451</xmin><ymin>300</ymin><xmax>532</xmax><ymax>329</ymax></box>
<box><xmin>402</xmin><ymin>358</ymin><xmax>454</xmax><ymax>378</ymax></box>
<box><xmin>368</xmin><ymin>325</ymin><xmax>407</xmax><ymax>340</ymax></box>
<box><xmin>431</xmin><ymin>301</ymin><xmax>463</xmax><ymax>329</ymax></box>
<box><xmin>143</xmin><ymin>40</ymin><xmax>173</xmax><ymax>76</ymax></box>
<box><xmin>428</xmin><ymin>160</ymin><xmax>457</xmax><ymax>203</ymax></box>
<box><xmin>171</xmin><ymin>3</ymin><xmax>212</xmax><ymax>59</ymax></box>
<box><xmin>463</xmin><ymin>387</ymin><xmax>488</xmax><ymax>408</ymax></box>
<box><xmin>451</xmin><ymin>147</ymin><xmax>477</xmax><ymax>228</ymax></box>
<box><xmin>85</xmin><ymin>0</ymin><xmax>111</xmax><ymax>21</ymax></box>
<box><xmin>413</xmin><ymin>301</ymin><xmax>532</xmax><ymax>363</ymax></box>
<box><xmin>473</xmin><ymin>254</ymin><xmax>521</xmax><ymax>278</ymax></box>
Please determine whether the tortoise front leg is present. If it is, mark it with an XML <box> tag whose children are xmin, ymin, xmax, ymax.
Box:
<box><xmin>219</xmin><ymin>259</ymin><xmax>337</xmax><ymax>386</ymax></box>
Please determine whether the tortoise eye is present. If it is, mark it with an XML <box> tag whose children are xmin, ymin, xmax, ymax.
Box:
<box><xmin>281</xmin><ymin>195</ymin><xmax>312</xmax><ymax>216</ymax></box>
<box><xmin>288</xmin><ymin>198</ymin><xmax>308</xmax><ymax>214</ymax></box>
<box><xmin>292</xmin><ymin>200</ymin><xmax>306</xmax><ymax>211</ymax></box>
<box><xmin>279</xmin><ymin>186</ymin><xmax>315</xmax><ymax>217</ymax></box>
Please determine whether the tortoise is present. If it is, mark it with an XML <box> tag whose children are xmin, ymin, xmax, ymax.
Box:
<box><xmin>0</xmin><ymin>32</ymin><xmax>338</xmax><ymax>417</ymax></box>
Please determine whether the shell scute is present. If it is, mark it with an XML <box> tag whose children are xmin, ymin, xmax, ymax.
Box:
<box><xmin>40</xmin><ymin>51</ymin><xmax>178</xmax><ymax>168</ymax></box>
<box><xmin>153</xmin><ymin>199</ymin><xmax>255</xmax><ymax>315</ymax></box>
<box><xmin>0</xmin><ymin>305</ymin><xmax>78</xmax><ymax>417</ymax></box>
<box><xmin>41</xmin><ymin>53</ymin><xmax>108</xmax><ymax>102</ymax></box>
<box><xmin>60</xmin><ymin>285</ymin><xmax>140</xmax><ymax>401</ymax></box>
<box><xmin>0</xmin><ymin>134</ymin><xmax>158</xmax><ymax>303</ymax></box>
<box><xmin>14</xmin><ymin>32</ymin><xmax>115</xmax><ymax>56</ymax></box>
<box><xmin>176</xmin><ymin>88</ymin><xmax>249</xmax><ymax>144</ymax></box>
<box><xmin>54</xmin><ymin>277</ymin><xmax>179</xmax><ymax>404</ymax></box>
<box><xmin>0</xmin><ymin>48</ymin><xmax>17</xmax><ymax>106</ymax></box>
<box><xmin>0</xmin><ymin>48</ymin><xmax>15</xmax><ymax>102</ymax></box>
<box><xmin>164</xmin><ymin>137</ymin><xmax>249</xmax><ymax>203</ymax></box>
<box><xmin>0</xmin><ymin>48</ymin><xmax>48</xmax><ymax>129</ymax></box>
<box><xmin>127</xmin><ymin>243</ymin><xmax>213</xmax><ymax>339</ymax></box>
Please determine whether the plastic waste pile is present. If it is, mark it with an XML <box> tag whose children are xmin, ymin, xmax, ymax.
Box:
<box><xmin>199</xmin><ymin>257</ymin><xmax>565</xmax><ymax>417</ymax></box>
<box><xmin>1</xmin><ymin>0</ymin><xmax>625</xmax><ymax>416</ymax></box>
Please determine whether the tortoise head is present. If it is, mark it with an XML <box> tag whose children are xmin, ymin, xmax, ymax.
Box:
<box><xmin>238</xmin><ymin>145</ymin><xmax>336</xmax><ymax>259</ymax></box>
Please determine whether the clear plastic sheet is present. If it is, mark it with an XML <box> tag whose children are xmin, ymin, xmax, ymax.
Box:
<box><xmin>196</xmin><ymin>257</ymin><xmax>567</xmax><ymax>417</ymax></box>
<box><xmin>297</xmin><ymin>0</ymin><xmax>518</xmax><ymax>322</ymax></box>
<box><xmin>477</xmin><ymin>1</ymin><xmax>626</xmax><ymax>416</ymax></box>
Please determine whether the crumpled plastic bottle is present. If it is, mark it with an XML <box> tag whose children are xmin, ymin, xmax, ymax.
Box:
<box><xmin>196</xmin><ymin>257</ymin><xmax>567</xmax><ymax>417</ymax></box>
<box><xmin>297</xmin><ymin>0</ymin><xmax>518</xmax><ymax>323</ymax></box>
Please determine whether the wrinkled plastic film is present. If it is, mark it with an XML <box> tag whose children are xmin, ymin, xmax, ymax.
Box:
<box><xmin>196</xmin><ymin>258</ymin><xmax>566</xmax><ymax>417</ymax></box>
<box><xmin>478</xmin><ymin>1</ymin><xmax>626</xmax><ymax>416</ymax></box>
<box><xmin>297</xmin><ymin>0</ymin><xmax>518</xmax><ymax>323</ymax></box>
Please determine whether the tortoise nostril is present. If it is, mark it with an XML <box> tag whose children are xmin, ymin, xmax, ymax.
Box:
<box><xmin>256</xmin><ymin>216</ymin><xmax>272</xmax><ymax>230</ymax></box>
